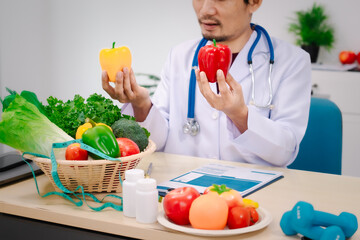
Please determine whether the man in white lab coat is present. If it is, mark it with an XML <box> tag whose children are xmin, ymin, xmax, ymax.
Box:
<box><xmin>102</xmin><ymin>0</ymin><xmax>311</xmax><ymax>167</ymax></box>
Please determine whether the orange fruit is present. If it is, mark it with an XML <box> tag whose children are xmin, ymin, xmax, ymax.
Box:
<box><xmin>189</xmin><ymin>194</ymin><xmax>228</xmax><ymax>230</ymax></box>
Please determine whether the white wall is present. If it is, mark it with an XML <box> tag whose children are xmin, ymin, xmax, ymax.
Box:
<box><xmin>1</xmin><ymin>0</ymin><xmax>359</xmax><ymax>154</ymax></box>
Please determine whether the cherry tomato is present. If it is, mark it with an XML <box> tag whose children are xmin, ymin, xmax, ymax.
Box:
<box><xmin>339</xmin><ymin>51</ymin><xmax>356</xmax><ymax>64</ymax></box>
<box><xmin>247</xmin><ymin>207</ymin><xmax>259</xmax><ymax>226</ymax></box>
<box><xmin>65</xmin><ymin>143</ymin><xmax>88</xmax><ymax>160</ymax></box>
<box><xmin>116</xmin><ymin>138</ymin><xmax>140</xmax><ymax>157</ymax></box>
<box><xmin>163</xmin><ymin>187</ymin><xmax>200</xmax><ymax>225</ymax></box>
<box><xmin>227</xmin><ymin>206</ymin><xmax>250</xmax><ymax>229</ymax></box>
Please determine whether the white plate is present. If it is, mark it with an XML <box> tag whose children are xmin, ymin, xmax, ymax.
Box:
<box><xmin>157</xmin><ymin>207</ymin><xmax>273</xmax><ymax>237</ymax></box>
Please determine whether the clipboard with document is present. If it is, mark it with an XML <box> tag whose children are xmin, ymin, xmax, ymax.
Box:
<box><xmin>157</xmin><ymin>163</ymin><xmax>283</xmax><ymax>197</ymax></box>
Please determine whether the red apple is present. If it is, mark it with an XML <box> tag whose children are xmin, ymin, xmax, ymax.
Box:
<box><xmin>163</xmin><ymin>187</ymin><xmax>200</xmax><ymax>225</ymax></box>
<box><xmin>339</xmin><ymin>51</ymin><xmax>356</xmax><ymax>64</ymax></box>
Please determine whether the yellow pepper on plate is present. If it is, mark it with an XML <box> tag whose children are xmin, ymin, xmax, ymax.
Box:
<box><xmin>242</xmin><ymin>198</ymin><xmax>259</xmax><ymax>209</ymax></box>
<box><xmin>99</xmin><ymin>42</ymin><xmax>132</xmax><ymax>82</ymax></box>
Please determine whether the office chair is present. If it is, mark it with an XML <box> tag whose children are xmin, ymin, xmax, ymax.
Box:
<box><xmin>288</xmin><ymin>97</ymin><xmax>342</xmax><ymax>175</ymax></box>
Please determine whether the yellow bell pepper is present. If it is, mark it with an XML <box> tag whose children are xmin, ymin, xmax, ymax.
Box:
<box><xmin>76</xmin><ymin>122</ymin><xmax>92</xmax><ymax>139</ymax></box>
<box><xmin>99</xmin><ymin>42</ymin><xmax>132</xmax><ymax>82</ymax></box>
<box><xmin>242</xmin><ymin>198</ymin><xmax>259</xmax><ymax>209</ymax></box>
<box><xmin>96</xmin><ymin>123</ymin><xmax>112</xmax><ymax>130</ymax></box>
<box><xmin>75</xmin><ymin>119</ymin><xmax>112</xmax><ymax>139</ymax></box>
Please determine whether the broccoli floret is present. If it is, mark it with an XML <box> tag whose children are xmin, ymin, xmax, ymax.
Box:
<box><xmin>111</xmin><ymin>118</ymin><xmax>149</xmax><ymax>151</ymax></box>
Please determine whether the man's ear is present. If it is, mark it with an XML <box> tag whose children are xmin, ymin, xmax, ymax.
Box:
<box><xmin>247</xmin><ymin>0</ymin><xmax>263</xmax><ymax>13</ymax></box>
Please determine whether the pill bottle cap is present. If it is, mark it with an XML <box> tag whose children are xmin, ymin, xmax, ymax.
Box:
<box><xmin>125</xmin><ymin>169</ymin><xmax>144</xmax><ymax>182</ymax></box>
<box><xmin>136</xmin><ymin>178</ymin><xmax>157</xmax><ymax>191</ymax></box>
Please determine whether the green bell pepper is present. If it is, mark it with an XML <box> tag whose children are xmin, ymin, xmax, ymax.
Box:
<box><xmin>82</xmin><ymin>119</ymin><xmax>119</xmax><ymax>159</ymax></box>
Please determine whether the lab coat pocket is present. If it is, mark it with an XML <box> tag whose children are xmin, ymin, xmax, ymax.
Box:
<box><xmin>251</xmin><ymin>105</ymin><xmax>271</xmax><ymax>118</ymax></box>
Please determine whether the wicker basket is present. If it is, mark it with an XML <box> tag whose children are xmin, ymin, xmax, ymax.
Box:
<box><xmin>26</xmin><ymin>140</ymin><xmax>156</xmax><ymax>193</ymax></box>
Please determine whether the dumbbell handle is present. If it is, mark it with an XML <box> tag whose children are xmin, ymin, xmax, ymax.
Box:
<box><xmin>312</xmin><ymin>211</ymin><xmax>343</xmax><ymax>227</ymax></box>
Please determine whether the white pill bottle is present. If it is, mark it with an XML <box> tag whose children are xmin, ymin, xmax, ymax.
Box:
<box><xmin>135</xmin><ymin>178</ymin><xmax>158</xmax><ymax>223</ymax></box>
<box><xmin>122</xmin><ymin>169</ymin><xmax>144</xmax><ymax>218</ymax></box>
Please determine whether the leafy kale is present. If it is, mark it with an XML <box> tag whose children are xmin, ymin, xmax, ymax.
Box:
<box><xmin>44</xmin><ymin>93</ymin><xmax>123</xmax><ymax>138</ymax></box>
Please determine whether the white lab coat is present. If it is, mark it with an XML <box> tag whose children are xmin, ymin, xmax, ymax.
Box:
<box><xmin>122</xmin><ymin>31</ymin><xmax>312</xmax><ymax>167</ymax></box>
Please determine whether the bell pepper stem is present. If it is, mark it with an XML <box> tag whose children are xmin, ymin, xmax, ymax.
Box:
<box><xmin>85</xmin><ymin>118</ymin><xmax>97</xmax><ymax>128</ymax></box>
<box><xmin>112</xmin><ymin>41</ymin><xmax>116</xmax><ymax>49</ymax></box>
<box><xmin>213</xmin><ymin>39</ymin><xmax>217</xmax><ymax>47</ymax></box>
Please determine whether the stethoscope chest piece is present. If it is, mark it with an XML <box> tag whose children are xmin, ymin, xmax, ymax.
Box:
<box><xmin>183</xmin><ymin>118</ymin><xmax>200</xmax><ymax>136</ymax></box>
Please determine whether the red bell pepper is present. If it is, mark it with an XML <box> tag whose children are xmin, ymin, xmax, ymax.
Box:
<box><xmin>198</xmin><ymin>39</ymin><xmax>232</xmax><ymax>83</ymax></box>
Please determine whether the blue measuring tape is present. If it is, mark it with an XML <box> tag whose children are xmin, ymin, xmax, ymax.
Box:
<box><xmin>22</xmin><ymin>139</ymin><xmax>124</xmax><ymax>212</ymax></box>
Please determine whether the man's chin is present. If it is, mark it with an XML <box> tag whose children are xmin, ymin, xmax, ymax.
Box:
<box><xmin>202</xmin><ymin>33</ymin><xmax>228</xmax><ymax>42</ymax></box>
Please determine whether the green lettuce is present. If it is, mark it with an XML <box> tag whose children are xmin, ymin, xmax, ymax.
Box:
<box><xmin>0</xmin><ymin>95</ymin><xmax>73</xmax><ymax>156</ymax></box>
<box><xmin>44</xmin><ymin>93</ymin><xmax>124</xmax><ymax>138</ymax></box>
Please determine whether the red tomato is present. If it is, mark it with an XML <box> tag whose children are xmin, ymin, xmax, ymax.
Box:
<box><xmin>357</xmin><ymin>52</ymin><xmax>360</xmax><ymax>65</ymax></box>
<box><xmin>227</xmin><ymin>206</ymin><xmax>250</xmax><ymax>229</ymax></box>
<box><xmin>339</xmin><ymin>51</ymin><xmax>356</xmax><ymax>64</ymax></box>
<box><xmin>116</xmin><ymin>138</ymin><xmax>140</xmax><ymax>157</ymax></box>
<box><xmin>163</xmin><ymin>187</ymin><xmax>200</xmax><ymax>225</ymax></box>
<box><xmin>247</xmin><ymin>207</ymin><xmax>259</xmax><ymax>226</ymax></box>
<box><xmin>65</xmin><ymin>143</ymin><xmax>88</xmax><ymax>160</ymax></box>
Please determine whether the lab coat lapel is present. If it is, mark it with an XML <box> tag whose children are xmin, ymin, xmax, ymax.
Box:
<box><xmin>229</xmin><ymin>30</ymin><xmax>269</xmax><ymax>83</ymax></box>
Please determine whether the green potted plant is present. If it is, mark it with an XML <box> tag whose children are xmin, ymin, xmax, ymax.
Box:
<box><xmin>288</xmin><ymin>3</ymin><xmax>335</xmax><ymax>63</ymax></box>
<box><xmin>136</xmin><ymin>73</ymin><xmax>160</xmax><ymax>96</ymax></box>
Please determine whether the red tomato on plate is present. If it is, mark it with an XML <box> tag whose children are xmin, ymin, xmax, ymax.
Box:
<box><xmin>227</xmin><ymin>206</ymin><xmax>251</xmax><ymax>229</ymax></box>
<box><xmin>247</xmin><ymin>207</ymin><xmax>259</xmax><ymax>226</ymax></box>
<box><xmin>116</xmin><ymin>138</ymin><xmax>140</xmax><ymax>157</ymax></box>
<box><xmin>65</xmin><ymin>143</ymin><xmax>88</xmax><ymax>160</ymax></box>
<box><xmin>163</xmin><ymin>187</ymin><xmax>200</xmax><ymax>225</ymax></box>
<box><xmin>357</xmin><ymin>52</ymin><xmax>360</xmax><ymax>65</ymax></box>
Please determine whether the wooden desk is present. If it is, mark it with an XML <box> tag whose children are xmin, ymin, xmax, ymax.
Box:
<box><xmin>1</xmin><ymin>152</ymin><xmax>359</xmax><ymax>239</ymax></box>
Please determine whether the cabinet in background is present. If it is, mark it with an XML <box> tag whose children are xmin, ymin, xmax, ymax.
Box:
<box><xmin>311</xmin><ymin>70</ymin><xmax>360</xmax><ymax>177</ymax></box>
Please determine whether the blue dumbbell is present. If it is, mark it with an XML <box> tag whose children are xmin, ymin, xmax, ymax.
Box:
<box><xmin>290</xmin><ymin>201</ymin><xmax>358</xmax><ymax>238</ymax></box>
<box><xmin>281</xmin><ymin>211</ymin><xmax>345</xmax><ymax>240</ymax></box>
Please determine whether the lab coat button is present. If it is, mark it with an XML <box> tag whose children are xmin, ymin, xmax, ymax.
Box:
<box><xmin>212</xmin><ymin>111</ymin><xmax>219</xmax><ymax>120</ymax></box>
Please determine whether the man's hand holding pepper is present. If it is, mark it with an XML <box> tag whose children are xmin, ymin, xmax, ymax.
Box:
<box><xmin>102</xmin><ymin>67</ymin><xmax>152</xmax><ymax>122</ymax></box>
<box><xmin>195</xmin><ymin>69</ymin><xmax>248</xmax><ymax>133</ymax></box>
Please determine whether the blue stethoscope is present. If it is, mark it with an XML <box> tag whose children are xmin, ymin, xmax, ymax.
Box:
<box><xmin>183</xmin><ymin>24</ymin><xmax>275</xmax><ymax>136</ymax></box>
